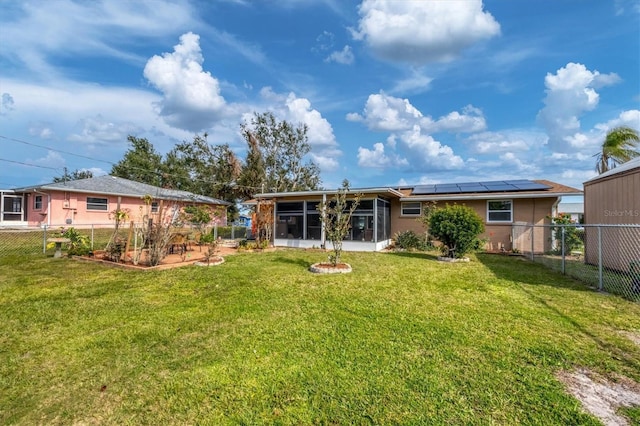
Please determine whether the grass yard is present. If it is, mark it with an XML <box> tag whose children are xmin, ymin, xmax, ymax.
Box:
<box><xmin>1</xmin><ymin>250</ymin><xmax>639</xmax><ymax>424</ymax></box>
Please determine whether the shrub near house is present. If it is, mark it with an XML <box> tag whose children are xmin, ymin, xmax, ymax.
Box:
<box><xmin>429</xmin><ymin>204</ymin><xmax>485</xmax><ymax>258</ymax></box>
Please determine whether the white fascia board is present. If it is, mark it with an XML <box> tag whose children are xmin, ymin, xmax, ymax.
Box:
<box><xmin>255</xmin><ymin>187</ymin><xmax>403</xmax><ymax>198</ymax></box>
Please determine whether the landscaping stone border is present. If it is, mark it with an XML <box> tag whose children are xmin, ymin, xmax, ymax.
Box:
<box><xmin>309</xmin><ymin>262</ymin><xmax>352</xmax><ymax>274</ymax></box>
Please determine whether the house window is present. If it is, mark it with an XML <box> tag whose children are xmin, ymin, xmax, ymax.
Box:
<box><xmin>276</xmin><ymin>202</ymin><xmax>304</xmax><ymax>239</ymax></box>
<box><xmin>487</xmin><ymin>200</ymin><xmax>512</xmax><ymax>222</ymax></box>
<box><xmin>151</xmin><ymin>202</ymin><xmax>159</xmax><ymax>213</ymax></box>
<box><xmin>306</xmin><ymin>201</ymin><xmax>321</xmax><ymax>240</ymax></box>
<box><xmin>86</xmin><ymin>197</ymin><xmax>108</xmax><ymax>211</ymax></box>
<box><xmin>351</xmin><ymin>200</ymin><xmax>374</xmax><ymax>241</ymax></box>
<box><xmin>34</xmin><ymin>195</ymin><xmax>43</xmax><ymax>210</ymax></box>
<box><xmin>2</xmin><ymin>195</ymin><xmax>23</xmax><ymax>221</ymax></box>
<box><xmin>401</xmin><ymin>201</ymin><xmax>421</xmax><ymax>216</ymax></box>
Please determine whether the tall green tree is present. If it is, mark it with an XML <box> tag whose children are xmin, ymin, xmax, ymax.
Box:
<box><xmin>236</xmin><ymin>131</ymin><xmax>265</xmax><ymax>199</ymax></box>
<box><xmin>111</xmin><ymin>136</ymin><xmax>163</xmax><ymax>186</ymax></box>
<box><xmin>595</xmin><ymin>126</ymin><xmax>640</xmax><ymax>174</ymax></box>
<box><xmin>165</xmin><ymin>134</ymin><xmax>242</xmax><ymax>221</ymax></box>
<box><xmin>165</xmin><ymin>135</ymin><xmax>241</xmax><ymax>197</ymax></box>
<box><xmin>240</xmin><ymin>112</ymin><xmax>321</xmax><ymax>194</ymax></box>
<box><xmin>52</xmin><ymin>168</ymin><xmax>93</xmax><ymax>183</ymax></box>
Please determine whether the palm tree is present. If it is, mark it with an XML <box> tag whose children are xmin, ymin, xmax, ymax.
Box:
<box><xmin>595</xmin><ymin>126</ymin><xmax>640</xmax><ymax>174</ymax></box>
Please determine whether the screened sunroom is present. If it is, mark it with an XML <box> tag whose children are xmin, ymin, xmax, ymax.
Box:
<box><xmin>255</xmin><ymin>188</ymin><xmax>402</xmax><ymax>252</ymax></box>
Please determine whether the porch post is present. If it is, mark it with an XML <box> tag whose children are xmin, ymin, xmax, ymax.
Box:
<box><xmin>321</xmin><ymin>193</ymin><xmax>326</xmax><ymax>248</ymax></box>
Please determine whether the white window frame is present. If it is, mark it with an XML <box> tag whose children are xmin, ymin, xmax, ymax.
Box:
<box><xmin>401</xmin><ymin>201</ymin><xmax>422</xmax><ymax>216</ymax></box>
<box><xmin>487</xmin><ymin>200</ymin><xmax>513</xmax><ymax>223</ymax></box>
<box><xmin>86</xmin><ymin>197</ymin><xmax>108</xmax><ymax>211</ymax></box>
<box><xmin>34</xmin><ymin>195</ymin><xmax>43</xmax><ymax>210</ymax></box>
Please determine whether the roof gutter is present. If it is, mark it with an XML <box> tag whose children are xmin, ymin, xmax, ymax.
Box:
<box><xmin>254</xmin><ymin>187</ymin><xmax>404</xmax><ymax>199</ymax></box>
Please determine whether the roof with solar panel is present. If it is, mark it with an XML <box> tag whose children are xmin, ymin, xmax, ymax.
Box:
<box><xmin>411</xmin><ymin>179</ymin><xmax>553</xmax><ymax>195</ymax></box>
<box><xmin>249</xmin><ymin>179</ymin><xmax>581</xmax><ymax>200</ymax></box>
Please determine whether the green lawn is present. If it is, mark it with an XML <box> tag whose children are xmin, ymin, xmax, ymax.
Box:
<box><xmin>1</xmin><ymin>250</ymin><xmax>639</xmax><ymax>425</ymax></box>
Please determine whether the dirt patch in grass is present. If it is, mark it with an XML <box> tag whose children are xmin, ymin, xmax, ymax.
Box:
<box><xmin>74</xmin><ymin>245</ymin><xmax>241</xmax><ymax>270</ymax></box>
<box><xmin>620</xmin><ymin>330</ymin><xmax>640</xmax><ymax>347</ymax></box>
<box><xmin>557</xmin><ymin>368</ymin><xmax>640</xmax><ymax>426</ymax></box>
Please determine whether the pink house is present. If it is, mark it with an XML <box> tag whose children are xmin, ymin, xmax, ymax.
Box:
<box><xmin>1</xmin><ymin>175</ymin><xmax>231</xmax><ymax>228</ymax></box>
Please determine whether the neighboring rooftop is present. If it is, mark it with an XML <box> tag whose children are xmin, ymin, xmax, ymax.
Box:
<box><xmin>14</xmin><ymin>175</ymin><xmax>232</xmax><ymax>205</ymax></box>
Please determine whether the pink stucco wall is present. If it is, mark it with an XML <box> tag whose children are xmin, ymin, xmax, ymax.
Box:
<box><xmin>25</xmin><ymin>190</ymin><xmax>227</xmax><ymax>228</ymax></box>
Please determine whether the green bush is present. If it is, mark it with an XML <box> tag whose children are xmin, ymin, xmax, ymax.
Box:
<box><xmin>429</xmin><ymin>204</ymin><xmax>485</xmax><ymax>258</ymax></box>
<box><xmin>549</xmin><ymin>214</ymin><xmax>584</xmax><ymax>255</ymax></box>
<box><xmin>394</xmin><ymin>230</ymin><xmax>430</xmax><ymax>251</ymax></box>
<box><xmin>61</xmin><ymin>227</ymin><xmax>91</xmax><ymax>256</ymax></box>
<box><xmin>199</xmin><ymin>231</ymin><xmax>215</xmax><ymax>244</ymax></box>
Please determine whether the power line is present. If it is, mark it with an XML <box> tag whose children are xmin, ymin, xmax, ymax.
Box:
<box><xmin>0</xmin><ymin>135</ymin><xmax>265</xmax><ymax>192</ymax></box>
<box><xmin>0</xmin><ymin>157</ymin><xmax>61</xmax><ymax>171</ymax></box>
<box><xmin>0</xmin><ymin>129</ymin><xmax>312</xmax><ymax>194</ymax></box>
<box><xmin>0</xmin><ymin>135</ymin><xmax>114</xmax><ymax>165</ymax></box>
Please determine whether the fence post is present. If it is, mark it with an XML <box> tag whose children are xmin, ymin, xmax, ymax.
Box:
<box><xmin>597</xmin><ymin>226</ymin><xmax>603</xmax><ymax>291</ymax></box>
<box><xmin>530</xmin><ymin>225</ymin><xmax>534</xmax><ymax>261</ymax></box>
<box><xmin>561</xmin><ymin>226</ymin><xmax>566</xmax><ymax>274</ymax></box>
<box><xmin>91</xmin><ymin>224</ymin><xmax>94</xmax><ymax>250</ymax></box>
<box><xmin>214</xmin><ymin>224</ymin><xmax>218</xmax><ymax>240</ymax></box>
<box><xmin>42</xmin><ymin>224</ymin><xmax>48</xmax><ymax>254</ymax></box>
<box><xmin>232</xmin><ymin>225</ymin><xmax>235</xmax><ymax>239</ymax></box>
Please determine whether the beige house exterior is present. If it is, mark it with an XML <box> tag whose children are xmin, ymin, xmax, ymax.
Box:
<box><xmin>583</xmin><ymin>157</ymin><xmax>640</xmax><ymax>271</ymax></box>
<box><xmin>253</xmin><ymin>180</ymin><xmax>581</xmax><ymax>253</ymax></box>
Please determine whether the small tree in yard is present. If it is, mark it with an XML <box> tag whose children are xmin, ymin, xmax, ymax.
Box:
<box><xmin>418</xmin><ymin>200</ymin><xmax>438</xmax><ymax>244</ymax></box>
<box><xmin>549</xmin><ymin>213</ymin><xmax>583</xmax><ymax>255</ymax></box>
<box><xmin>320</xmin><ymin>180</ymin><xmax>362</xmax><ymax>266</ymax></box>
<box><xmin>429</xmin><ymin>204</ymin><xmax>485</xmax><ymax>258</ymax></box>
<box><xmin>254</xmin><ymin>200</ymin><xmax>274</xmax><ymax>249</ymax></box>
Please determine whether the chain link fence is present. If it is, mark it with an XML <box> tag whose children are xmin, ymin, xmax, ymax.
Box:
<box><xmin>0</xmin><ymin>223</ymin><xmax>252</xmax><ymax>259</ymax></box>
<box><xmin>512</xmin><ymin>223</ymin><xmax>640</xmax><ymax>302</ymax></box>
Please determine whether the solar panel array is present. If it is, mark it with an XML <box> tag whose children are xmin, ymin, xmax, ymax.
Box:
<box><xmin>412</xmin><ymin>180</ymin><xmax>551</xmax><ymax>195</ymax></box>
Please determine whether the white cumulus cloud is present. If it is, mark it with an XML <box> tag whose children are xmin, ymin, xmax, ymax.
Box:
<box><xmin>253</xmin><ymin>89</ymin><xmax>342</xmax><ymax>172</ymax></box>
<box><xmin>357</xmin><ymin>142</ymin><xmax>408</xmax><ymax>168</ymax></box>
<box><xmin>466</xmin><ymin>130</ymin><xmax>542</xmax><ymax>154</ymax></box>
<box><xmin>285</xmin><ymin>94</ymin><xmax>338</xmax><ymax>149</ymax></box>
<box><xmin>325</xmin><ymin>45</ymin><xmax>355</xmax><ymax>65</ymax></box>
<box><xmin>144</xmin><ymin>32</ymin><xmax>229</xmax><ymax>132</ymax></box>
<box><xmin>1</xmin><ymin>93</ymin><xmax>15</xmax><ymax>115</ymax></box>
<box><xmin>423</xmin><ymin>105</ymin><xmax>486</xmax><ymax>133</ymax></box>
<box><xmin>400</xmin><ymin>125</ymin><xmax>464</xmax><ymax>170</ymax></box>
<box><xmin>537</xmin><ymin>62</ymin><xmax>621</xmax><ymax>152</ymax></box>
<box><xmin>349</xmin><ymin>92</ymin><xmax>485</xmax><ymax>134</ymax></box>
<box><xmin>28</xmin><ymin>122</ymin><xmax>55</xmax><ymax>139</ymax></box>
<box><xmin>352</xmin><ymin>0</ymin><xmax>500</xmax><ymax>64</ymax></box>
<box><xmin>347</xmin><ymin>92</ymin><xmax>423</xmax><ymax>131</ymax></box>
<box><xmin>68</xmin><ymin>115</ymin><xmax>143</xmax><ymax>144</ymax></box>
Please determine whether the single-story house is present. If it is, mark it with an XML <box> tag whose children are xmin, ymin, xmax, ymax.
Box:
<box><xmin>583</xmin><ymin>157</ymin><xmax>640</xmax><ymax>271</ymax></box>
<box><xmin>557</xmin><ymin>200</ymin><xmax>584</xmax><ymax>224</ymax></box>
<box><xmin>251</xmin><ymin>179</ymin><xmax>582</xmax><ymax>252</ymax></box>
<box><xmin>0</xmin><ymin>175</ymin><xmax>231</xmax><ymax>228</ymax></box>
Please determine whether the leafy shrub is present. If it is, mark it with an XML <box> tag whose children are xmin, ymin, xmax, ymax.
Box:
<box><xmin>199</xmin><ymin>231</ymin><xmax>215</xmax><ymax>244</ymax></box>
<box><xmin>549</xmin><ymin>214</ymin><xmax>584</xmax><ymax>255</ymax></box>
<box><xmin>429</xmin><ymin>204</ymin><xmax>485</xmax><ymax>258</ymax></box>
<box><xmin>61</xmin><ymin>227</ymin><xmax>91</xmax><ymax>256</ymax></box>
<box><xmin>394</xmin><ymin>230</ymin><xmax>429</xmax><ymax>251</ymax></box>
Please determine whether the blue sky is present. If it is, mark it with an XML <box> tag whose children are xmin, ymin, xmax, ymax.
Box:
<box><xmin>1</xmin><ymin>0</ymin><xmax>638</xmax><ymax>192</ymax></box>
